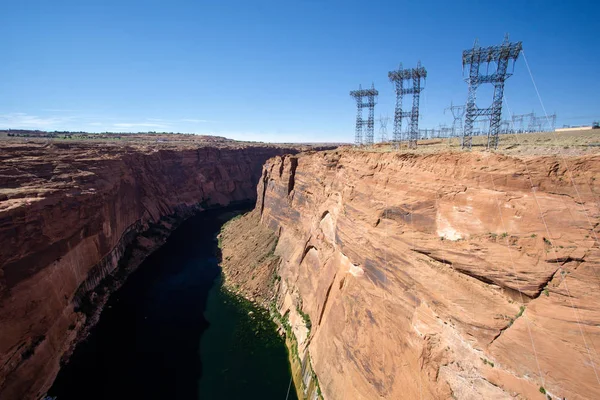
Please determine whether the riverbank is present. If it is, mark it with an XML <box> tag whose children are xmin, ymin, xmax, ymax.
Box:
<box><xmin>218</xmin><ymin>210</ymin><xmax>322</xmax><ymax>400</ymax></box>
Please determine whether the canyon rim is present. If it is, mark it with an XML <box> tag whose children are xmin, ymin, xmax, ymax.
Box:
<box><xmin>219</xmin><ymin>147</ymin><xmax>600</xmax><ymax>400</ymax></box>
<box><xmin>0</xmin><ymin>139</ymin><xmax>328</xmax><ymax>400</ymax></box>
<box><xmin>1</xmin><ymin>136</ymin><xmax>599</xmax><ymax>400</ymax></box>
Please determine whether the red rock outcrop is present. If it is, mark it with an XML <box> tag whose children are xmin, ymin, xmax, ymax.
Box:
<box><xmin>0</xmin><ymin>140</ymin><xmax>322</xmax><ymax>400</ymax></box>
<box><xmin>224</xmin><ymin>149</ymin><xmax>600</xmax><ymax>399</ymax></box>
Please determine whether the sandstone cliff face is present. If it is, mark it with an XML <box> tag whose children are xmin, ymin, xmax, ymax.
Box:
<box><xmin>226</xmin><ymin>149</ymin><xmax>600</xmax><ymax>399</ymax></box>
<box><xmin>0</xmin><ymin>141</ymin><xmax>313</xmax><ymax>400</ymax></box>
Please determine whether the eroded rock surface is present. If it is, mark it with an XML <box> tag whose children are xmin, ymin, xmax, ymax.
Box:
<box><xmin>221</xmin><ymin>149</ymin><xmax>600</xmax><ymax>399</ymax></box>
<box><xmin>0</xmin><ymin>140</ymin><xmax>323</xmax><ymax>400</ymax></box>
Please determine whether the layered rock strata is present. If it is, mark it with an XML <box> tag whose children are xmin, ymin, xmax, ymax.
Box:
<box><xmin>220</xmin><ymin>149</ymin><xmax>600</xmax><ymax>400</ymax></box>
<box><xmin>0</xmin><ymin>141</ymin><xmax>319</xmax><ymax>400</ymax></box>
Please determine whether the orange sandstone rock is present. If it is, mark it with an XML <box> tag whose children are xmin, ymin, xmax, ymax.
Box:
<box><xmin>0</xmin><ymin>140</ymin><xmax>319</xmax><ymax>400</ymax></box>
<box><xmin>228</xmin><ymin>149</ymin><xmax>600</xmax><ymax>400</ymax></box>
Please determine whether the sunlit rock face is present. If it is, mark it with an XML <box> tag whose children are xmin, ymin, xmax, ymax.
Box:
<box><xmin>0</xmin><ymin>141</ymin><xmax>324</xmax><ymax>400</ymax></box>
<box><xmin>252</xmin><ymin>149</ymin><xmax>600</xmax><ymax>400</ymax></box>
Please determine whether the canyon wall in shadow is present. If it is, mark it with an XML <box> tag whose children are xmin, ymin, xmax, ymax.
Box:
<box><xmin>0</xmin><ymin>140</ymin><xmax>330</xmax><ymax>399</ymax></box>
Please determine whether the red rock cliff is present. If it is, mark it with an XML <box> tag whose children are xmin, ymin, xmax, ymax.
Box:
<box><xmin>245</xmin><ymin>149</ymin><xmax>600</xmax><ymax>399</ymax></box>
<box><xmin>0</xmin><ymin>141</ymin><xmax>317</xmax><ymax>400</ymax></box>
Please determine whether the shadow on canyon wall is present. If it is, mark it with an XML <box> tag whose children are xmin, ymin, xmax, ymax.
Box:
<box><xmin>48</xmin><ymin>204</ymin><xmax>294</xmax><ymax>400</ymax></box>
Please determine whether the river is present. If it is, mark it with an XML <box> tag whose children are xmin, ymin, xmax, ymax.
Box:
<box><xmin>47</xmin><ymin>205</ymin><xmax>296</xmax><ymax>400</ymax></box>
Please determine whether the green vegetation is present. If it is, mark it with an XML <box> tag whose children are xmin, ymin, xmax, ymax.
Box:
<box><xmin>539</xmin><ymin>386</ymin><xmax>546</xmax><ymax>394</ymax></box>
<box><xmin>543</xmin><ymin>288</ymin><xmax>550</xmax><ymax>297</ymax></box>
<box><xmin>296</xmin><ymin>305</ymin><xmax>312</xmax><ymax>332</ymax></box>
<box><xmin>507</xmin><ymin>305</ymin><xmax>526</xmax><ymax>327</ymax></box>
<box><xmin>307</xmin><ymin>357</ymin><xmax>323</xmax><ymax>398</ymax></box>
<box><xmin>531</xmin><ymin>233</ymin><xmax>537</xmax><ymax>238</ymax></box>
<box><xmin>481</xmin><ymin>358</ymin><xmax>495</xmax><ymax>368</ymax></box>
<box><xmin>271</xmin><ymin>301</ymin><xmax>322</xmax><ymax>400</ymax></box>
<box><xmin>280</xmin><ymin>313</ymin><xmax>301</xmax><ymax>362</ymax></box>
<box><xmin>500</xmin><ymin>232</ymin><xmax>509</xmax><ymax>238</ymax></box>
<box><xmin>269</xmin><ymin>273</ymin><xmax>281</xmax><ymax>288</ymax></box>
<box><xmin>543</xmin><ymin>237</ymin><xmax>552</xmax><ymax>246</ymax></box>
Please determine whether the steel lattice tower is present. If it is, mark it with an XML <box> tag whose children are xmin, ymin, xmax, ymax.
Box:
<box><xmin>544</xmin><ymin>113</ymin><xmax>557</xmax><ymax>131</ymax></box>
<box><xmin>379</xmin><ymin>114</ymin><xmax>390</xmax><ymax>143</ymax></box>
<box><xmin>531</xmin><ymin>114</ymin><xmax>554</xmax><ymax>132</ymax></box>
<box><xmin>477</xmin><ymin>118</ymin><xmax>490</xmax><ymax>136</ymax></box>
<box><xmin>531</xmin><ymin>115</ymin><xmax>543</xmax><ymax>132</ymax></box>
<box><xmin>388</xmin><ymin>61</ymin><xmax>427</xmax><ymax>149</ymax></box>
<box><xmin>511</xmin><ymin>115</ymin><xmax>524</xmax><ymax>133</ymax></box>
<box><xmin>439</xmin><ymin>124</ymin><xmax>452</xmax><ymax>138</ymax></box>
<box><xmin>527</xmin><ymin>112</ymin><xmax>538</xmax><ymax>132</ymax></box>
<box><xmin>512</xmin><ymin>112</ymin><xmax>534</xmax><ymax>133</ymax></box>
<box><xmin>350</xmin><ymin>84</ymin><xmax>378</xmax><ymax>146</ymax></box>
<box><xmin>462</xmin><ymin>35</ymin><xmax>522</xmax><ymax>150</ymax></box>
<box><xmin>445</xmin><ymin>101</ymin><xmax>465</xmax><ymax>138</ymax></box>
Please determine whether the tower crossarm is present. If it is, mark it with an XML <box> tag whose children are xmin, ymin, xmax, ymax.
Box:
<box><xmin>350</xmin><ymin>88</ymin><xmax>379</xmax><ymax>97</ymax></box>
<box><xmin>467</xmin><ymin>73</ymin><xmax>514</xmax><ymax>84</ymax></box>
<box><xmin>462</xmin><ymin>41</ymin><xmax>523</xmax><ymax>66</ymax></box>
<box><xmin>472</xmin><ymin>107</ymin><xmax>494</xmax><ymax>117</ymax></box>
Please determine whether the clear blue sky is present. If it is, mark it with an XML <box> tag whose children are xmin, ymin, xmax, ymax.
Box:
<box><xmin>1</xmin><ymin>0</ymin><xmax>599</xmax><ymax>142</ymax></box>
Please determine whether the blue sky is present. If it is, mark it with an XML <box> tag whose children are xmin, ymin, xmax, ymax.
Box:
<box><xmin>1</xmin><ymin>0</ymin><xmax>599</xmax><ymax>143</ymax></box>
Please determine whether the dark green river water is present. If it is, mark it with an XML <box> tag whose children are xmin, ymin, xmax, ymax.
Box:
<box><xmin>48</xmin><ymin>205</ymin><xmax>296</xmax><ymax>400</ymax></box>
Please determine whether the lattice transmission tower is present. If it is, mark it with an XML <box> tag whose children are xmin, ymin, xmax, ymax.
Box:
<box><xmin>511</xmin><ymin>112</ymin><xmax>534</xmax><ymax>133</ymax></box>
<box><xmin>462</xmin><ymin>35</ymin><xmax>522</xmax><ymax>150</ymax></box>
<box><xmin>439</xmin><ymin>124</ymin><xmax>452</xmax><ymax>138</ymax></box>
<box><xmin>477</xmin><ymin>118</ymin><xmax>490</xmax><ymax>136</ymax></box>
<box><xmin>350</xmin><ymin>84</ymin><xmax>378</xmax><ymax>146</ymax></box>
<box><xmin>379</xmin><ymin>114</ymin><xmax>390</xmax><ymax>143</ymax></box>
<box><xmin>530</xmin><ymin>115</ymin><xmax>544</xmax><ymax>132</ymax></box>
<box><xmin>529</xmin><ymin>114</ymin><xmax>556</xmax><ymax>132</ymax></box>
<box><xmin>527</xmin><ymin>112</ymin><xmax>539</xmax><ymax>133</ymax></box>
<box><xmin>538</xmin><ymin>113</ymin><xmax>557</xmax><ymax>132</ymax></box>
<box><xmin>388</xmin><ymin>61</ymin><xmax>427</xmax><ymax>149</ymax></box>
<box><xmin>445</xmin><ymin>101</ymin><xmax>465</xmax><ymax>138</ymax></box>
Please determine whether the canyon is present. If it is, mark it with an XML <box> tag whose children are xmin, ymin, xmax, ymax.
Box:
<box><xmin>2</xmin><ymin>136</ymin><xmax>599</xmax><ymax>400</ymax></box>
<box><xmin>219</xmin><ymin>149</ymin><xmax>600</xmax><ymax>400</ymax></box>
<box><xmin>0</xmin><ymin>139</ymin><xmax>320</xmax><ymax>400</ymax></box>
